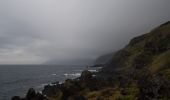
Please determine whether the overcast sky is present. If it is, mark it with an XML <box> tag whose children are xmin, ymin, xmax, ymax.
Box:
<box><xmin>0</xmin><ymin>0</ymin><xmax>170</xmax><ymax>65</ymax></box>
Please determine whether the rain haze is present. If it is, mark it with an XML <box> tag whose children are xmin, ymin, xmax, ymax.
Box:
<box><xmin>0</xmin><ymin>0</ymin><xmax>170</xmax><ymax>65</ymax></box>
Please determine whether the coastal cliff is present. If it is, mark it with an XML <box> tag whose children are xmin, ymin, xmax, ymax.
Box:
<box><xmin>12</xmin><ymin>21</ymin><xmax>170</xmax><ymax>100</ymax></box>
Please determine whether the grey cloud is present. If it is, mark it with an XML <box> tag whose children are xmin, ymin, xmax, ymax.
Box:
<box><xmin>0</xmin><ymin>0</ymin><xmax>170</xmax><ymax>65</ymax></box>
<box><xmin>0</xmin><ymin>21</ymin><xmax>42</xmax><ymax>50</ymax></box>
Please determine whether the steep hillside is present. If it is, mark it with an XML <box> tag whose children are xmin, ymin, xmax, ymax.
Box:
<box><xmin>12</xmin><ymin>22</ymin><xmax>170</xmax><ymax>100</ymax></box>
<box><xmin>100</xmin><ymin>21</ymin><xmax>170</xmax><ymax>77</ymax></box>
<box><xmin>97</xmin><ymin>21</ymin><xmax>170</xmax><ymax>100</ymax></box>
<box><xmin>95</xmin><ymin>53</ymin><xmax>114</xmax><ymax>65</ymax></box>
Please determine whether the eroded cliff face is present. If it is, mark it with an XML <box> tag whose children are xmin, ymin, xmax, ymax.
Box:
<box><xmin>12</xmin><ymin>21</ymin><xmax>170</xmax><ymax>100</ymax></box>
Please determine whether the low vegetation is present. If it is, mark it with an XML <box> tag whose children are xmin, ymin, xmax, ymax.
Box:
<box><xmin>12</xmin><ymin>21</ymin><xmax>170</xmax><ymax>100</ymax></box>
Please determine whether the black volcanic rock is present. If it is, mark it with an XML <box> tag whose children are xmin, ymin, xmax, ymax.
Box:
<box><xmin>80</xmin><ymin>70</ymin><xmax>93</xmax><ymax>81</ymax></box>
<box><xmin>11</xmin><ymin>96</ymin><xmax>21</xmax><ymax>100</ymax></box>
<box><xmin>26</xmin><ymin>88</ymin><xmax>37</xmax><ymax>99</ymax></box>
<box><xmin>25</xmin><ymin>88</ymin><xmax>47</xmax><ymax>100</ymax></box>
<box><xmin>11</xmin><ymin>88</ymin><xmax>48</xmax><ymax>100</ymax></box>
<box><xmin>42</xmin><ymin>83</ymin><xmax>63</xmax><ymax>97</ymax></box>
<box><xmin>11</xmin><ymin>21</ymin><xmax>170</xmax><ymax>100</ymax></box>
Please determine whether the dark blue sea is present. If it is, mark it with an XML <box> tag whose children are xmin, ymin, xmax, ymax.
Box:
<box><xmin>0</xmin><ymin>65</ymin><xmax>96</xmax><ymax>100</ymax></box>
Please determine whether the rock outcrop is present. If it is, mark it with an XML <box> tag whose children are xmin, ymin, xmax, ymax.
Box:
<box><xmin>12</xmin><ymin>21</ymin><xmax>170</xmax><ymax>100</ymax></box>
<box><xmin>11</xmin><ymin>88</ymin><xmax>47</xmax><ymax>100</ymax></box>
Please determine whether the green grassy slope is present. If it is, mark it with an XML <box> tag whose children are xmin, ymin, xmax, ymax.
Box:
<box><xmin>97</xmin><ymin>21</ymin><xmax>170</xmax><ymax>100</ymax></box>
<box><xmin>100</xmin><ymin>21</ymin><xmax>170</xmax><ymax>77</ymax></box>
<box><xmin>25</xmin><ymin>22</ymin><xmax>170</xmax><ymax>100</ymax></box>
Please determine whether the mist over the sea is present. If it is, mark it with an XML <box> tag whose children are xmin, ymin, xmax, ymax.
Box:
<box><xmin>0</xmin><ymin>0</ymin><xmax>170</xmax><ymax>65</ymax></box>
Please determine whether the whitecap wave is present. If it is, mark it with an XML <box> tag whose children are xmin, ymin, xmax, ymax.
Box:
<box><xmin>51</xmin><ymin>73</ymin><xmax>57</xmax><ymax>76</ymax></box>
<box><xmin>36</xmin><ymin>82</ymin><xmax>63</xmax><ymax>90</ymax></box>
<box><xmin>74</xmin><ymin>70</ymin><xmax>84</xmax><ymax>72</ymax></box>
<box><xmin>97</xmin><ymin>67</ymin><xmax>103</xmax><ymax>69</ymax></box>
<box><xmin>64</xmin><ymin>73</ymin><xmax>81</xmax><ymax>77</ymax></box>
<box><xmin>88</xmin><ymin>69</ymin><xmax>98</xmax><ymax>72</ymax></box>
<box><xmin>36</xmin><ymin>83</ymin><xmax>49</xmax><ymax>89</ymax></box>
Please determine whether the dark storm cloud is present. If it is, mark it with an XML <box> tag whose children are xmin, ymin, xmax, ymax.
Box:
<box><xmin>0</xmin><ymin>0</ymin><xmax>170</xmax><ymax>64</ymax></box>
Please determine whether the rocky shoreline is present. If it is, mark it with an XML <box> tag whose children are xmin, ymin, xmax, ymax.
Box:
<box><xmin>12</xmin><ymin>70</ymin><xmax>108</xmax><ymax>100</ymax></box>
<box><xmin>12</xmin><ymin>21</ymin><xmax>170</xmax><ymax>100</ymax></box>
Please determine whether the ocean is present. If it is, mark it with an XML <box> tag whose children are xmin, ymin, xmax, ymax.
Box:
<box><xmin>0</xmin><ymin>65</ymin><xmax>96</xmax><ymax>100</ymax></box>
